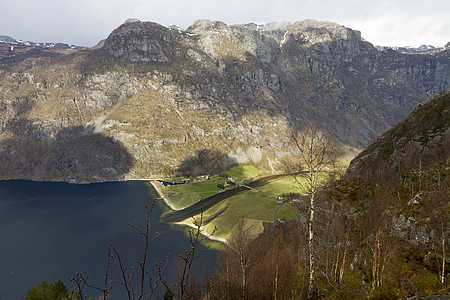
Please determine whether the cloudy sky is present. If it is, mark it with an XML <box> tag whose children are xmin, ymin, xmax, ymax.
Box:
<box><xmin>1</xmin><ymin>0</ymin><xmax>449</xmax><ymax>47</ymax></box>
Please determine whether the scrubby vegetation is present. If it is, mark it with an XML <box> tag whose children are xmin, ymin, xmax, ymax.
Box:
<box><xmin>158</xmin><ymin>92</ymin><xmax>449</xmax><ymax>299</ymax></box>
<box><xmin>203</xmin><ymin>160</ymin><xmax>448</xmax><ymax>299</ymax></box>
<box><xmin>26</xmin><ymin>280</ymin><xmax>70</xmax><ymax>300</ymax></box>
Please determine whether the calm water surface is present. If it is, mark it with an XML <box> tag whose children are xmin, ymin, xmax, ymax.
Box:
<box><xmin>0</xmin><ymin>180</ymin><xmax>217</xmax><ymax>299</ymax></box>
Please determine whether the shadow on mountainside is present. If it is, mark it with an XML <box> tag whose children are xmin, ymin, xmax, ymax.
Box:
<box><xmin>0</xmin><ymin>120</ymin><xmax>133</xmax><ymax>182</ymax></box>
<box><xmin>177</xmin><ymin>148</ymin><xmax>238</xmax><ymax>177</ymax></box>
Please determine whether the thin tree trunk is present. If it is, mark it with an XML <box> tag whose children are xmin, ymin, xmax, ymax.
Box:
<box><xmin>334</xmin><ymin>239</ymin><xmax>341</xmax><ymax>281</ymax></box>
<box><xmin>241</xmin><ymin>250</ymin><xmax>246</xmax><ymax>300</ymax></box>
<box><xmin>372</xmin><ymin>228</ymin><xmax>380</xmax><ymax>289</ymax></box>
<box><xmin>441</xmin><ymin>230</ymin><xmax>445</xmax><ymax>284</ymax></box>
<box><xmin>339</xmin><ymin>232</ymin><xmax>349</xmax><ymax>283</ymax></box>
<box><xmin>308</xmin><ymin>193</ymin><xmax>315</xmax><ymax>298</ymax></box>
<box><xmin>274</xmin><ymin>257</ymin><xmax>279</xmax><ymax>300</ymax></box>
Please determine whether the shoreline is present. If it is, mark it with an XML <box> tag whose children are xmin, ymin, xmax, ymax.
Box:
<box><xmin>149</xmin><ymin>180</ymin><xmax>182</xmax><ymax>211</ymax></box>
<box><xmin>174</xmin><ymin>220</ymin><xmax>228</xmax><ymax>243</ymax></box>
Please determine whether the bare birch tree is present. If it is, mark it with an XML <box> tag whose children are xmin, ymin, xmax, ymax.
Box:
<box><xmin>423</xmin><ymin>181</ymin><xmax>449</xmax><ymax>285</ymax></box>
<box><xmin>285</xmin><ymin>123</ymin><xmax>339</xmax><ymax>298</ymax></box>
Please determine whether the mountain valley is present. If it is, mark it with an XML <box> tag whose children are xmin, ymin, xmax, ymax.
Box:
<box><xmin>1</xmin><ymin>18</ymin><xmax>449</xmax><ymax>299</ymax></box>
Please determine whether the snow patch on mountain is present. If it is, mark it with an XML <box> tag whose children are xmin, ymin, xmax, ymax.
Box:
<box><xmin>0</xmin><ymin>35</ymin><xmax>83</xmax><ymax>49</ymax></box>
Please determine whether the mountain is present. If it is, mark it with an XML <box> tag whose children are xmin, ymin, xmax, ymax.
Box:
<box><xmin>403</xmin><ymin>44</ymin><xmax>437</xmax><ymax>52</ymax></box>
<box><xmin>342</xmin><ymin>89</ymin><xmax>449</xmax><ymax>281</ymax></box>
<box><xmin>0</xmin><ymin>19</ymin><xmax>448</xmax><ymax>182</ymax></box>
<box><xmin>336</xmin><ymin>90</ymin><xmax>448</xmax><ymax>297</ymax></box>
<box><xmin>377</xmin><ymin>44</ymin><xmax>441</xmax><ymax>53</ymax></box>
<box><xmin>0</xmin><ymin>35</ymin><xmax>83</xmax><ymax>49</ymax></box>
<box><xmin>0</xmin><ymin>35</ymin><xmax>83</xmax><ymax>65</ymax></box>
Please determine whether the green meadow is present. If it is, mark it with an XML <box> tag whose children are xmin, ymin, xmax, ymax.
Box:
<box><xmin>158</xmin><ymin>166</ymin><xmax>310</xmax><ymax>240</ymax></box>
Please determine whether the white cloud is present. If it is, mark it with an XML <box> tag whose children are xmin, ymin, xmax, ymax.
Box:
<box><xmin>1</xmin><ymin>0</ymin><xmax>448</xmax><ymax>47</ymax></box>
<box><xmin>339</xmin><ymin>1</ymin><xmax>450</xmax><ymax>47</ymax></box>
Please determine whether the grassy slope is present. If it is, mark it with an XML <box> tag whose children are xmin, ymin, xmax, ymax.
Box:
<box><xmin>160</xmin><ymin>166</ymin><xmax>262</xmax><ymax>209</ymax></box>
<box><xmin>160</xmin><ymin>166</ymin><xmax>305</xmax><ymax>240</ymax></box>
<box><xmin>160</xmin><ymin>179</ymin><xmax>228</xmax><ymax>209</ymax></box>
<box><xmin>204</xmin><ymin>185</ymin><xmax>298</xmax><ymax>239</ymax></box>
<box><xmin>212</xmin><ymin>177</ymin><xmax>301</xmax><ymax>238</ymax></box>
<box><xmin>225</xmin><ymin>165</ymin><xmax>261</xmax><ymax>181</ymax></box>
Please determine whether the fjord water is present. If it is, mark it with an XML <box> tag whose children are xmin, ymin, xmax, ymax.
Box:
<box><xmin>0</xmin><ymin>180</ymin><xmax>216</xmax><ymax>299</ymax></box>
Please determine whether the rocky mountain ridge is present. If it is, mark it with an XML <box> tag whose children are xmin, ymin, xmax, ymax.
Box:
<box><xmin>0</xmin><ymin>19</ymin><xmax>448</xmax><ymax>182</ymax></box>
<box><xmin>0</xmin><ymin>35</ymin><xmax>83</xmax><ymax>49</ymax></box>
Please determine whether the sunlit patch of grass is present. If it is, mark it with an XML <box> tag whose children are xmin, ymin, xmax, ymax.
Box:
<box><xmin>160</xmin><ymin>170</ymin><xmax>330</xmax><ymax>241</ymax></box>
<box><xmin>225</xmin><ymin>165</ymin><xmax>261</xmax><ymax>181</ymax></box>
<box><xmin>160</xmin><ymin>179</ymin><xmax>228</xmax><ymax>209</ymax></box>
<box><xmin>180</xmin><ymin>177</ymin><xmax>299</xmax><ymax>240</ymax></box>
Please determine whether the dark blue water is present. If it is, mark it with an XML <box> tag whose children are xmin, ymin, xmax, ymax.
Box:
<box><xmin>0</xmin><ymin>180</ymin><xmax>217</xmax><ymax>299</ymax></box>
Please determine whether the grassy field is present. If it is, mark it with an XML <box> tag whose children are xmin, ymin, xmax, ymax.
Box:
<box><xmin>160</xmin><ymin>179</ymin><xmax>228</xmax><ymax>209</ymax></box>
<box><xmin>202</xmin><ymin>188</ymin><xmax>298</xmax><ymax>239</ymax></box>
<box><xmin>159</xmin><ymin>166</ymin><xmax>262</xmax><ymax>209</ymax></box>
<box><xmin>225</xmin><ymin>165</ymin><xmax>261</xmax><ymax>181</ymax></box>
<box><xmin>158</xmin><ymin>167</ymin><xmax>326</xmax><ymax>241</ymax></box>
<box><xmin>257</xmin><ymin>176</ymin><xmax>305</xmax><ymax>195</ymax></box>
<box><xmin>167</xmin><ymin>176</ymin><xmax>303</xmax><ymax>240</ymax></box>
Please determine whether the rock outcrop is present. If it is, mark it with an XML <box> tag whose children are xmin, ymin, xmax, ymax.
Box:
<box><xmin>104</xmin><ymin>20</ymin><xmax>176</xmax><ymax>63</ymax></box>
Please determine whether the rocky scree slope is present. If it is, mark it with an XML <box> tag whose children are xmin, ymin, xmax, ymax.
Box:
<box><xmin>0</xmin><ymin>19</ymin><xmax>448</xmax><ymax>182</ymax></box>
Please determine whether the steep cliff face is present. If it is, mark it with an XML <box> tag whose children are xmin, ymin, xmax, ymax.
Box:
<box><xmin>272</xmin><ymin>20</ymin><xmax>448</xmax><ymax>146</ymax></box>
<box><xmin>0</xmin><ymin>19</ymin><xmax>448</xmax><ymax>182</ymax></box>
